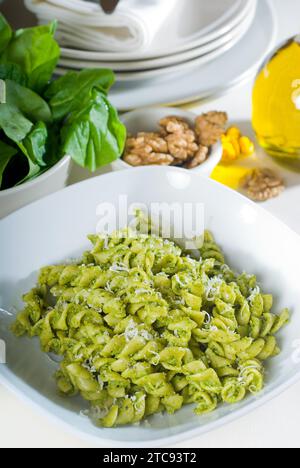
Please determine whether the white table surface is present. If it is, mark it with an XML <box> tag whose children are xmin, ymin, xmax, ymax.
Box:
<box><xmin>1</xmin><ymin>0</ymin><xmax>300</xmax><ymax>449</ymax></box>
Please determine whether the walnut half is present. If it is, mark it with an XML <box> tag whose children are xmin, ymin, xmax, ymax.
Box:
<box><xmin>123</xmin><ymin>132</ymin><xmax>174</xmax><ymax>166</ymax></box>
<box><xmin>159</xmin><ymin>116</ymin><xmax>199</xmax><ymax>162</ymax></box>
<box><xmin>183</xmin><ymin>145</ymin><xmax>209</xmax><ymax>169</ymax></box>
<box><xmin>159</xmin><ymin>116</ymin><xmax>190</xmax><ymax>134</ymax></box>
<box><xmin>195</xmin><ymin>111</ymin><xmax>228</xmax><ymax>146</ymax></box>
<box><xmin>243</xmin><ymin>168</ymin><xmax>285</xmax><ymax>202</ymax></box>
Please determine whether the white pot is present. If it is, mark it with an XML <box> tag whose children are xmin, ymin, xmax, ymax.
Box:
<box><xmin>0</xmin><ymin>156</ymin><xmax>72</xmax><ymax>219</ymax></box>
<box><xmin>112</xmin><ymin>107</ymin><xmax>222</xmax><ymax>177</ymax></box>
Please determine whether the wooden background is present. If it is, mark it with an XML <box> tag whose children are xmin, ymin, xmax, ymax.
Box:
<box><xmin>0</xmin><ymin>0</ymin><xmax>36</xmax><ymax>28</ymax></box>
<box><xmin>0</xmin><ymin>0</ymin><xmax>121</xmax><ymax>28</ymax></box>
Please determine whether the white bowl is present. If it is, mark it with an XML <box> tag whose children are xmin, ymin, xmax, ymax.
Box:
<box><xmin>112</xmin><ymin>107</ymin><xmax>222</xmax><ymax>177</ymax></box>
<box><xmin>1</xmin><ymin>166</ymin><xmax>299</xmax><ymax>447</ymax></box>
<box><xmin>0</xmin><ymin>156</ymin><xmax>72</xmax><ymax>219</ymax></box>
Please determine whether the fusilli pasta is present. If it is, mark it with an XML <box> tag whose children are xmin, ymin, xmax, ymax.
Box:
<box><xmin>12</xmin><ymin>225</ymin><xmax>289</xmax><ymax>427</ymax></box>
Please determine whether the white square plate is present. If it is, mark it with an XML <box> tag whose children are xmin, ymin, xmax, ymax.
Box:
<box><xmin>0</xmin><ymin>166</ymin><xmax>299</xmax><ymax>447</ymax></box>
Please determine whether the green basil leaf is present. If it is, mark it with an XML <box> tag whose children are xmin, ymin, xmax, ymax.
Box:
<box><xmin>0</xmin><ymin>63</ymin><xmax>27</xmax><ymax>86</ymax></box>
<box><xmin>18</xmin><ymin>121</ymin><xmax>48</xmax><ymax>166</ymax></box>
<box><xmin>0</xmin><ymin>107</ymin><xmax>41</xmax><ymax>186</ymax></box>
<box><xmin>0</xmin><ymin>152</ymin><xmax>28</xmax><ymax>190</ymax></box>
<box><xmin>61</xmin><ymin>89</ymin><xmax>126</xmax><ymax>170</ymax></box>
<box><xmin>16</xmin><ymin>156</ymin><xmax>42</xmax><ymax>186</ymax></box>
<box><xmin>0</xmin><ymin>80</ymin><xmax>52</xmax><ymax>145</ymax></box>
<box><xmin>0</xmin><ymin>103</ymin><xmax>33</xmax><ymax>142</ymax></box>
<box><xmin>43</xmin><ymin>123</ymin><xmax>61</xmax><ymax>167</ymax></box>
<box><xmin>0</xmin><ymin>14</ymin><xmax>12</xmax><ymax>54</ymax></box>
<box><xmin>5</xmin><ymin>79</ymin><xmax>52</xmax><ymax>124</ymax></box>
<box><xmin>0</xmin><ymin>21</ymin><xmax>60</xmax><ymax>93</ymax></box>
<box><xmin>44</xmin><ymin>68</ymin><xmax>115</xmax><ymax>121</ymax></box>
<box><xmin>0</xmin><ymin>139</ymin><xmax>17</xmax><ymax>187</ymax></box>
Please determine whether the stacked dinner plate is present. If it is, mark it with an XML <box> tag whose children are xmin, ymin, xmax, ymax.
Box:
<box><xmin>25</xmin><ymin>0</ymin><xmax>276</xmax><ymax>110</ymax></box>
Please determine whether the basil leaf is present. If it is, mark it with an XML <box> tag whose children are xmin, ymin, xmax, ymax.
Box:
<box><xmin>0</xmin><ymin>80</ymin><xmax>52</xmax><ymax>146</ymax></box>
<box><xmin>5</xmin><ymin>79</ymin><xmax>52</xmax><ymax>124</ymax></box>
<box><xmin>0</xmin><ymin>63</ymin><xmax>27</xmax><ymax>86</ymax></box>
<box><xmin>18</xmin><ymin>121</ymin><xmax>48</xmax><ymax>166</ymax></box>
<box><xmin>0</xmin><ymin>103</ymin><xmax>33</xmax><ymax>142</ymax></box>
<box><xmin>16</xmin><ymin>156</ymin><xmax>42</xmax><ymax>186</ymax></box>
<box><xmin>61</xmin><ymin>89</ymin><xmax>126</xmax><ymax>170</ymax></box>
<box><xmin>44</xmin><ymin>68</ymin><xmax>115</xmax><ymax>121</ymax></box>
<box><xmin>0</xmin><ymin>14</ymin><xmax>12</xmax><ymax>54</ymax></box>
<box><xmin>43</xmin><ymin>123</ymin><xmax>61</xmax><ymax>167</ymax></box>
<box><xmin>0</xmin><ymin>139</ymin><xmax>17</xmax><ymax>187</ymax></box>
<box><xmin>0</xmin><ymin>21</ymin><xmax>60</xmax><ymax>93</ymax></box>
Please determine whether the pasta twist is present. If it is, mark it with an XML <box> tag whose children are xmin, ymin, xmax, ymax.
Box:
<box><xmin>12</xmin><ymin>227</ymin><xmax>289</xmax><ymax>427</ymax></box>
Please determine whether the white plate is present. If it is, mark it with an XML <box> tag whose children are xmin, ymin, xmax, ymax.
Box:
<box><xmin>59</xmin><ymin>1</ymin><xmax>255</xmax><ymax>70</ymax></box>
<box><xmin>58</xmin><ymin>4</ymin><xmax>255</xmax><ymax>73</ymax></box>
<box><xmin>56</xmin><ymin>10</ymin><xmax>255</xmax><ymax>82</ymax></box>
<box><xmin>56</xmin><ymin>9</ymin><xmax>256</xmax><ymax>84</ymax></box>
<box><xmin>104</xmin><ymin>0</ymin><xmax>276</xmax><ymax>110</ymax></box>
<box><xmin>58</xmin><ymin>0</ymin><xmax>253</xmax><ymax>61</ymax></box>
<box><xmin>1</xmin><ymin>166</ymin><xmax>300</xmax><ymax>448</ymax></box>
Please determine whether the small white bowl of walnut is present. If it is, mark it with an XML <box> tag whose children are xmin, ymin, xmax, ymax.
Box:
<box><xmin>112</xmin><ymin>107</ymin><xmax>227</xmax><ymax>176</ymax></box>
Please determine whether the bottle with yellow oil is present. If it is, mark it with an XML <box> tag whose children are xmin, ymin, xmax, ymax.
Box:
<box><xmin>252</xmin><ymin>36</ymin><xmax>300</xmax><ymax>169</ymax></box>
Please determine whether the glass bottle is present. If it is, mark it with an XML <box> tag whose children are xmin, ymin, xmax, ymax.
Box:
<box><xmin>252</xmin><ymin>36</ymin><xmax>300</xmax><ymax>169</ymax></box>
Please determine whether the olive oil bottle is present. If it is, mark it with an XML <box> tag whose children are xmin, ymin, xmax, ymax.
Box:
<box><xmin>252</xmin><ymin>36</ymin><xmax>300</xmax><ymax>169</ymax></box>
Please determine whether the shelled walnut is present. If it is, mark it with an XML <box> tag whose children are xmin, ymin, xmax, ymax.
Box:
<box><xmin>242</xmin><ymin>168</ymin><xmax>285</xmax><ymax>202</ymax></box>
<box><xmin>122</xmin><ymin>112</ymin><xmax>227</xmax><ymax>169</ymax></box>
<box><xmin>159</xmin><ymin>116</ymin><xmax>190</xmax><ymax>134</ymax></box>
<box><xmin>195</xmin><ymin>111</ymin><xmax>228</xmax><ymax>146</ymax></box>
<box><xmin>123</xmin><ymin>132</ymin><xmax>174</xmax><ymax>166</ymax></box>
<box><xmin>183</xmin><ymin>145</ymin><xmax>209</xmax><ymax>169</ymax></box>
<box><xmin>160</xmin><ymin>116</ymin><xmax>199</xmax><ymax>161</ymax></box>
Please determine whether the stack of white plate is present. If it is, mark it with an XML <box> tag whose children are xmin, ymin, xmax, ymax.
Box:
<box><xmin>55</xmin><ymin>0</ymin><xmax>257</xmax><ymax>80</ymax></box>
<box><xmin>27</xmin><ymin>0</ymin><xmax>276</xmax><ymax>110</ymax></box>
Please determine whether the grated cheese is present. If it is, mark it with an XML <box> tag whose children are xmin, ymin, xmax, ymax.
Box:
<box><xmin>247</xmin><ymin>286</ymin><xmax>261</xmax><ymax>303</ymax></box>
<box><xmin>140</xmin><ymin>330</ymin><xmax>153</xmax><ymax>341</ymax></box>
<box><xmin>149</xmin><ymin>350</ymin><xmax>160</xmax><ymax>366</ymax></box>
<box><xmin>74</xmin><ymin>353</ymin><xmax>84</xmax><ymax>360</ymax></box>
<box><xmin>124</xmin><ymin>320</ymin><xmax>139</xmax><ymax>342</ymax></box>
<box><xmin>82</xmin><ymin>359</ymin><xmax>97</xmax><ymax>374</ymax></box>
<box><xmin>174</xmin><ymin>274</ymin><xmax>186</xmax><ymax>288</ymax></box>
<box><xmin>204</xmin><ymin>312</ymin><xmax>212</xmax><ymax>325</ymax></box>
<box><xmin>104</xmin><ymin>282</ymin><xmax>114</xmax><ymax>294</ymax></box>
<box><xmin>110</xmin><ymin>263</ymin><xmax>130</xmax><ymax>273</ymax></box>
<box><xmin>103</xmin><ymin>236</ymin><xmax>109</xmax><ymax>250</ymax></box>
<box><xmin>97</xmin><ymin>376</ymin><xmax>104</xmax><ymax>390</ymax></box>
<box><xmin>205</xmin><ymin>276</ymin><xmax>223</xmax><ymax>301</ymax></box>
<box><xmin>156</xmin><ymin>272</ymin><xmax>169</xmax><ymax>278</ymax></box>
<box><xmin>135</xmin><ymin>289</ymin><xmax>152</xmax><ymax>295</ymax></box>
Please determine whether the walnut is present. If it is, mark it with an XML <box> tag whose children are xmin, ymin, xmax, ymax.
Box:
<box><xmin>165</xmin><ymin>131</ymin><xmax>199</xmax><ymax>161</ymax></box>
<box><xmin>159</xmin><ymin>116</ymin><xmax>190</xmax><ymax>134</ymax></box>
<box><xmin>159</xmin><ymin>116</ymin><xmax>199</xmax><ymax>161</ymax></box>
<box><xmin>183</xmin><ymin>145</ymin><xmax>209</xmax><ymax>169</ymax></box>
<box><xmin>123</xmin><ymin>132</ymin><xmax>174</xmax><ymax>166</ymax></box>
<box><xmin>243</xmin><ymin>168</ymin><xmax>285</xmax><ymax>202</ymax></box>
<box><xmin>195</xmin><ymin>111</ymin><xmax>228</xmax><ymax>146</ymax></box>
<box><xmin>122</xmin><ymin>112</ymin><xmax>225</xmax><ymax>169</ymax></box>
<box><xmin>124</xmin><ymin>151</ymin><xmax>174</xmax><ymax>166</ymax></box>
<box><xmin>126</xmin><ymin>132</ymin><xmax>168</xmax><ymax>153</ymax></box>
